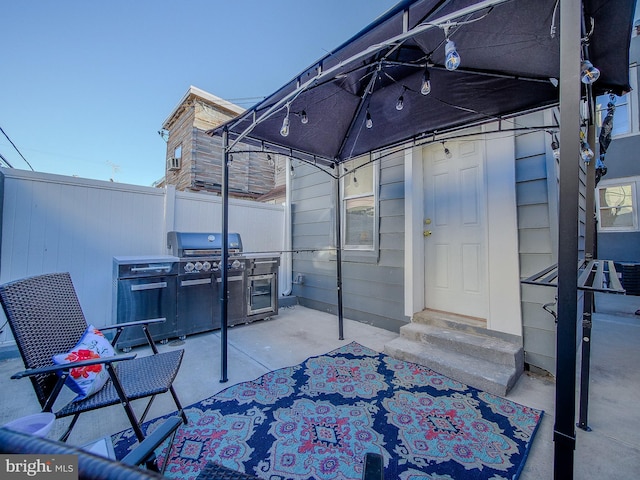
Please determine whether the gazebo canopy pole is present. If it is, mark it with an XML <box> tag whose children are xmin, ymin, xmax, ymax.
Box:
<box><xmin>220</xmin><ymin>127</ymin><xmax>230</xmax><ymax>383</ymax></box>
<box><xmin>577</xmin><ymin>121</ymin><xmax>597</xmax><ymax>432</ymax></box>
<box><xmin>554</xmin><ymin>0</ymin><xmax>581</xmax><ymax>477</ymax></box>
<box><xmin>335</xmin><ymin>175</ymin><xmax>344</xmax><ymax>340</ymax></box>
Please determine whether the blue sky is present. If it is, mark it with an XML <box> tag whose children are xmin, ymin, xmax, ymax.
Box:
<box><xmin>1</xmin><ymin>0</ymin><xmax>397</xmax><ymax>186</ymax></box>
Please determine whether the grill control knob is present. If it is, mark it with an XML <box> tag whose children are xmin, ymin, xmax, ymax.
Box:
<box><xmin>231</xmin><ymin>259</ymin><xmax>242</xmax><ymax>269</ymax></box>
<box><xmin>211</xmin><ymin>262</ymin><xmax>219</xmax><ymax>271</ymax></box>
<box><xmin>202</xmin><ymin>261</ymin><xmax>211</xmax><ymax>271</ymax></box>
<box><xmin>184</xmin><ymin>262</ymin><xmax>195</xmax><ymax>272</ymax></box>
<box><xmin>194</xmin><ymin>261</ymin><xmax>203</xmax><ymax>271</ymax></box>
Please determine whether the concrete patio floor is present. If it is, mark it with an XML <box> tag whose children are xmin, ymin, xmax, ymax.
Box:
<box><xmin>1</xmin><ymin>296</ymin><xmax>639</xmax><ymax>478</ymax></box>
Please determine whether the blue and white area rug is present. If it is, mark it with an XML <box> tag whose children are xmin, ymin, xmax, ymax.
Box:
<box><xmin>112</xmin><ymin>342</ymin><xmax>543</xmax><ymax>480</ymax></box>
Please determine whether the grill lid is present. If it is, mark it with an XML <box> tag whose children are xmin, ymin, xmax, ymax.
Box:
<box><xmin>167</xmin><ymin>232</ymin><xmax>243</xmax><ymax>257</ymax></box>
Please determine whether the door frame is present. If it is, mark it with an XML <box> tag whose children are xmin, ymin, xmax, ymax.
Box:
<box><xmin>404</xmin><ymin>124</ymin><xmax>523</xmax><ymax>336</ymax></box>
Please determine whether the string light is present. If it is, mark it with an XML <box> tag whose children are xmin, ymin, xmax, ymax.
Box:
<box><xmin>280</xmin><ymin>105</ymin><xmax>290</xmax><ymax>137</ymax></box>
<box><xmin>396</xmin><ymin>87</ymin><xmax>406</xmax><ymax>111</ymax></box>
<box><xmin>580</xmin><ymin>60</ymin><xmax>600</xmax><ymax>84</ymax></box>
<box><xmin>442</xmin><ymin>141</ymin><xmax>452</xmax><ymax>159</ymax></box>
<box><xmin>551</xmin><ymin>134</ymin><xmax>560</xmax><ymax>160</ymax></box>
<box><xmin>301</xmin><ymin>110</ymin><xmax>308</xmax><ymax>124</ymax></box>
<box><xmin>366</xmin><ymin>110</ymin><xmax>373</xmax><ymax>129</ymax></box>
<box><xmin>421</xmin><ymin>66</ymin><xmax>432</xmax><ymax>95</ymax></box>
<box><xmin>580</xmin><ymin>131</ymin><xmax>594</xmax><ymax>163</ymax></box>
<box><xmin>445</xmin><ymin>40</ymin><xmax>461</xmax><ymax>71</ymax></box>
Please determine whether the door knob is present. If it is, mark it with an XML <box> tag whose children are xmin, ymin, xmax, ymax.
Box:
<box><xmin>423</xmin><ymin>230</ymin><xmax>432</xmax><ymax>237</ymax></box>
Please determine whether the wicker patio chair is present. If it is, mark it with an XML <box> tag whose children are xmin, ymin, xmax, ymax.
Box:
<box><xmin>0</xmin><ymin>417</ymin><xmax>182</xmax><ymax>479</ymax></box>
<box><xmin>0</xmin><ymin>272</ymin><xmax>188</xmax><ymax>443</ymax></box>
<box><xmin>1</xmin><ymin>417</ymin><xmax>262</xmax><ymax>479</ymax></box>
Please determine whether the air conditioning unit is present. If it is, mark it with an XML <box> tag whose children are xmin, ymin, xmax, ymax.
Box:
<box><xmin>168</xmin><ymin>157</ymin><xmax>181</xmax><ymax>171</ymax></box>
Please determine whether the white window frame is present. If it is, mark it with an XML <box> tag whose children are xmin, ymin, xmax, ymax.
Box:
<box><xmin>596</xmin><ymin>177</ymin><xmax>639</xmax><ymax>232</ymax></box>
<box><xmin>341</xmin><ymin>154</ymin><xmax>379</xmax><ymax>254</ymax></box>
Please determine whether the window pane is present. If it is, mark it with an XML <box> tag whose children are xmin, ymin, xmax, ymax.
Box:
<box><xmin>599</xmin><ymin>185</ymin><xmax>632</xmax><ymax>208</ymax></box>
<box><xmin>599</xmin><ymin>184</ymin><xmax>634</xmax><ymax>228</ymax></box>
<box><xmin>596</xmin><ymin>94</ymin><xmax>630</xmax><ymax>136</ymax></box>
<box><xmin>600</xmin><ymin>207</ymin><xmax>634</xmax><ymax>228</ymax></box>
<box><xmin>345</xmin><ymin>197</ymin><xmax>374</xmax><ymax>247</ymax></box>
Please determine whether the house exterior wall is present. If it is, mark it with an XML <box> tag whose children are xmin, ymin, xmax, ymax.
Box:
<box><xmin>290</xmin><ymin>150</ymin><xmax>407</xmax><ymax>333</ymax></box>
<box><xmin>290</xmin><ymin>110</ymin><xmax>567</xmax><ymax>375</ymax></box>
<box><xmin>515</xmin><ymin>111</ymin><xmax>560</xmax><ymax>374</ymax></box>
<box><xmin>164</xmin><ymin>104</ymin><xmax>197</xmax><ymax>192</ymax></box>
<box><xmin>596</xmin><ymin>33</ymin><xmax>640</xmax><ymax>268</ymax></box>
<box><xmin>162</xmin><ymin>91</ymin><xmax>279</xmax><ymax>200</ymax></box>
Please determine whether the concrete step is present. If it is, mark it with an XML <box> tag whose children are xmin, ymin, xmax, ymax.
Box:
<box><xmin>384</xmin><ymin>336</ymin><xmax>520</xmax><ymax>396</ymax></box>
<box><xmin>384</xmin><ymin>310</ymin><xmax>524</xmax><ymax>396</ymax></box>
<box><xmin>413</xmin><ymin>309</ymin><xmax>487</xmax><ymax>334</ymax></box>
<box><xmin>398</xmin><ymin>323</ymin><xmax>523</xmax><ymax>369</ymax></box>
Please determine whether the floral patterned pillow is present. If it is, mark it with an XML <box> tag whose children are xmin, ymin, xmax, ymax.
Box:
<box><xmin>52</xmin><ymin>325</ymin><xmax>115</xmax><ymax>401</ymax></box>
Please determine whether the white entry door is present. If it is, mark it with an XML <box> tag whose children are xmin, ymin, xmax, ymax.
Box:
<box><xmin>423</xmin><ymin>141</ymin><xmax>488</xmax><ymax>318</ymax></box>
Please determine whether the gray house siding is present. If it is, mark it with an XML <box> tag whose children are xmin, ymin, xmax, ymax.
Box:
<box><xmin>515</xmin><ymin>109</ymin><xmax>588</xmax><ymax>375</ymax></box>
<box><xmin>291</xmin><ymin>150</ymin><xmax>407</xmax><ymax>332</ymax></box>
<box><xmin>515</xmin><ymin>111</ymin><xmax>560</xmax><ymax>374</ymax></box>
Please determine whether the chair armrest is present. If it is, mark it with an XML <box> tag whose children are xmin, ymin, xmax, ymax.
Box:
<box><xmin>100</xmin><ymin>318</ymin><xmax>166</xmax><ymax>332</ymax></box>
<box><xmin>121</xmin><ymin>416</ymin><xmax>183</xmax><ymax>468</ymax></box>
<box><xmin>103</xmin><ymin>318</ymin><xmax>167</xmax><ymax>354</ymax></box>
<box><xmin>11</xmin><ymin>353</ymin><xmax>137</xmax><ymax>379</ymax></box>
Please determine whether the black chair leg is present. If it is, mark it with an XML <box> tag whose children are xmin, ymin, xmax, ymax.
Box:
<box><xmin>107</xmin><ymin>365</ymin><xmax>145</xmax><ymax>442</ymax></box>
<box><xmin>59</xmin><ymin>413</ymin><xmax>80</xmax><ymax>443</ymax></box>
<box><xmin>169</xmin><ymin>385</ymin><xmax>188</xmax><ymax>424</ymax></box>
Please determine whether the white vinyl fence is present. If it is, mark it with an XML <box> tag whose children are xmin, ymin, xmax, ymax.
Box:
<box><xmin>0</xmin><ymin>168</ymin><xmax>285</xmax><ymax>349</ymax></box>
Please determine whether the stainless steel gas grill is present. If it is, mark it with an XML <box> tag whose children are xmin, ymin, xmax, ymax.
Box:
<box><xmin>167</xmin><ymin>231</ymin><xmax>247</xmax><ymax>333</ymax></box>
<box><xmin>111</xmin><ymin>234</ymin><xmax>280</xmax><ymax>351</ymax></box>
<box><xmin>112</xmin><ymin>255</ymin><xmax>179</xmax><ymax>350</ymax></box>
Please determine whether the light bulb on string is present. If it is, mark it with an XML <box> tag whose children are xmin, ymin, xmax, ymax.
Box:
<box><xmin>421</xmin><ymin>66</ymin><xmax>431</xmax><ymax>95</ymax></box>
<box><xmin>580</xmin><ymin>139</ymin><xmax>594</xmax><ymax>163</ymax></box>
<box><xmin>396</xmin><ymin>88</ymin><xmax>406</xmax><ymax>111</ymax></box>
<box><xmin>442</xmin><ymin>141</ymin><xmax>452</xmax><ymax>159</ymax></box>
<box><xmin>366</xmin><ymin>110</ymin><xmax>373</xmax><ymax>129</ymax></box>
<box><xmin>445</xmin><ymin>39</ymin><xmax>460</xmax><ymax>71</ymax></box>
<box><xmin>580</xmin><ymin>60</ymin><xmax>600</xmax><ymax>84</ymax></box>
<box><xmin>280</xmin><ymin>106</ymin><xmax>290</xmax><ymax>137</ymax></box>
<box><xmin>579</xmin><ymin>130</ymin><xmax>594</xmax><ymax>163</ymax></box>
<box><xmin>551</xmin><ymin>134</ymin><xmax>560</xmax><ymax>160</ymax></box>
<box><xmin>301</xmin><ymin>110</ymin><xmax>308</xmax><ymax>124</ymax></box>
